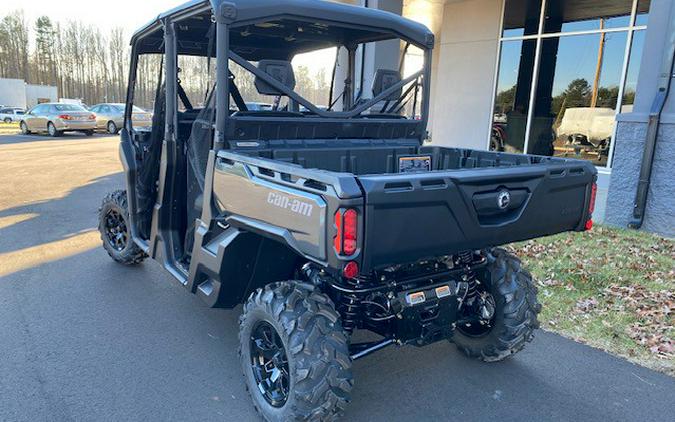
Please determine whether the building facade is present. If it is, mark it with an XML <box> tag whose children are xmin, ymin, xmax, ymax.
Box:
<box><xmin>338</xmin><ymin>0</ymin><xmax>673</xmax><ymax>236</ymax></box>
<box><xmin>0</xmin><ymin>78</ymin><xmax>58</xmax><ymax>109</ymax></box>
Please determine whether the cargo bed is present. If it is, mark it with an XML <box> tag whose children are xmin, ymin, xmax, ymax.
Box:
<box><xmin>220</xmin><ymin>141</ymin><xmax>597</xmax><ymax>271</ymax></box>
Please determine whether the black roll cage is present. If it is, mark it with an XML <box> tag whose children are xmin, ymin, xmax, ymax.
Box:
<box><xmin>124</xmin><ymin>2</ymin><xmax>434</xmax><ymax>150</ymax></box>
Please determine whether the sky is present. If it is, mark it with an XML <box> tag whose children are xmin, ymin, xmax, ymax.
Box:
<box><xmin>2</xmin><ymin>0</ymin><xmax>186</xmax><ymax>35</ymax></box>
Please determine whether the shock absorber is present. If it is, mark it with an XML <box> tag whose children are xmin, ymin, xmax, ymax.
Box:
<box><xmin>337</xmin><ymin>274</ymin><xmax>375</xmax><ymax>333</ymax></box>
<box><xmin>457</xmin><ymin>251</ymin><xmax>479</xmax><ymax>304</ymax></box>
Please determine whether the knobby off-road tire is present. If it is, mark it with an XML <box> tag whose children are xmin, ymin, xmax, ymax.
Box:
<box><xmin>98</xmin><ymin>190</ymin><xmax>147</xmax><ymax>265</ymax></box>
<box><xmin>239</xmin><ymin>282</ymin><xmax>353</xmax><ymax>422</ymax></box>
<box><xmin>452</xmin><ymin>248</ymin><xmax>541</xmax><ymax>362</ymax></box>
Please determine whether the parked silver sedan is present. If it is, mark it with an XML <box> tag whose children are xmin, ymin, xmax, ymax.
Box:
<box><xmin>89</xmin><ymin>103</ymin><xmax>153</xmax><ymax>134</ymax></box>
<box><xmin>20</xmin><ymin>103</ymin><xmax>96</xmax><ymax>137</ymax></box>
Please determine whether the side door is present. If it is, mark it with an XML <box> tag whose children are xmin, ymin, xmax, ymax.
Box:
<box><xmin>24</xmin><ymin>105</ymin><xmax>43</xmax><ymax>131</ymax></box>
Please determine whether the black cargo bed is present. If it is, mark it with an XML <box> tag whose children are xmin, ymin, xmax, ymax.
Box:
<box><xmin>356</xmin><ymin>146</ymin><xmax>597</xmax><ymax>270</ymax></box>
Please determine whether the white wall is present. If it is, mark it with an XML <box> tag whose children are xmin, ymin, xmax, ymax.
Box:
<box><xmin>25</xmin><ymin>84</ymin><xmax>58</xmax><ymax>107</ymax></box>
<box><xmin>429</xmin><ymin>0</ymin><xmax>502</xmax><ymax>149</ymax></box>
<box><xmin>0</xmin><ymin>78</ymin><xmax>28</xmax><ymax>108</ymax></box>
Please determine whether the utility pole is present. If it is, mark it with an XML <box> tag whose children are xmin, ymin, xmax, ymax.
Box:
<box><xmin>590</xmin><ymin>19</ymin><xmax>605</xmax><ymax>108</ymax></box>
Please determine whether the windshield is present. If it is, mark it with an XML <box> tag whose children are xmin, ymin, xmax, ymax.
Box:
<box><xmin>53</xmin><ymin>104</ymin><xmax>86</xmax><ymax>111</ymax></box>
<box><xmin>112</xmin><ymin>104</ymin><xmax>146</xmax><ymax>113</ymax></box>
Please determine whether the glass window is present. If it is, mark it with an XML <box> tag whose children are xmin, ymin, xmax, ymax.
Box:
<box><xmin>543</xmin><ymin>0</ymin><xmax>633</xmax><ymax>33</ymax></box>
<box><xmin>132</xmin><ymin>53</ymin><xmax>163</xmax><ymax>131</ymax></box>
<box><xmin>621</xmin><ymin>30</ymin><xmax>645</xmax><ymax>111</ymax></box>
<box><xmin>528</xmin><ymin>32</ymin><xmax>628</xmax><ymax>165</ymax></box>
<box><xmin>635</xmin><ymin>0</ymin><xmax>651</xmax><ymax>26</ymax></box>
<box><xmin>491</xmin><ymin>39</ymin><xmax>537</xmax><ymax>153</ymax></box>
<box><xmin>52</xmin><ymin>104</ymin><xmax>86</xmax><ymax>112</ymax></box>
<box><xmin>502</xmin><ymin>0</ymin><xmax>542</xmax><ymax>38</ymax></box>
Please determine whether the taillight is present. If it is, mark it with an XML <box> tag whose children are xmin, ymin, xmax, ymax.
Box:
<box><xmin>333</xmin><ymin>208</ymin><xmax>358</xmax><ymax>256</ymax></box>
<box><xmin>585</xmin><ymin>183</ymin><xmax>597</xmax><ymax>231</ymax></box>
<box><xmin>58</xmin><ymin>114</ymin><xmax>72</xmax><ymax>120</ymax></box>
<box><xmin>89</xmin><ymin>114</ymin><xmax>96</xmax><ymax>120</ymax></box>
<box><xmin>588</xmin><ymin>183</ymin><xmax>597</xmax><ymax>216</ymax></box>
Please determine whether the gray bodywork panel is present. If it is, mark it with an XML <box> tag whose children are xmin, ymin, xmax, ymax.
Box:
<box><xmin>213</xmin><ymin>150</ymin><xmax>362</xmax><ymax>263</ymax></box>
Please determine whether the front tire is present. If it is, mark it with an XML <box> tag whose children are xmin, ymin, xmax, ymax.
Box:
<box><xmin>107</xmin><ymin>121</ymin><xmax>118</xmax><ymax>134</ymax></box>
<box><xmin>4</xmin><ymin>117</ymin><xmax>11</xmax><ymax>123</ymax></box>
<box><xmin>452</xmin><ymin>248</ymin><xmax>541</xmax><ymax>362</ymax></box>
<box><xmin>239</xmin><ymin>282</ymin><xmax>353</xmax><ymax>422</ymax></box>
<box><xmin>20</xmin><ymin>121</ymin><xmax>31</xmax><ymax>135</ymax></box>
<box><xmin>98</xmin><ymin>190</ymin><xmax>147</xmax><ymax>265</ymax></box>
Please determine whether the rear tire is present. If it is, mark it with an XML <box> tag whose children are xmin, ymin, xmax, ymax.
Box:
<box><xmin>452</xmin><ymin>248</ymin><xmax>541</xmax><ymax>362</ymax></box>
<box><xmin>84</xmin><ymin>130</ymin><xmax>94</xmax><ymax>136</ymax></box>
<box><xmin>239</xmin><ymin>281</ymin><xmax>353</xmax><ymax>422</ymax></box>
<box><xmin>98</xmin><ymin>190</ymin><xmax>147</xmax><ymax>265</ymax></box>
<box><xmin>47</xmin><ymin>122</ymin><xmax>61</xmax><ymax>137</ymax></box>
<box><xmin>3</xmin><ymin>117</ymin><xmax>11</xmax><ymax>123</ymax></box>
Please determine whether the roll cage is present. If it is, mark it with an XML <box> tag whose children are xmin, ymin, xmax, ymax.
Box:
<box><xmin>124</xmin><ymin>0</ymin><xmax>435</xmax><ymax>147</ymax></box>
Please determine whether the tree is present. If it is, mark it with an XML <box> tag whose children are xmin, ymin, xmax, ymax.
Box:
<box><xmin>34</xmin><ymin>16</ymin><xmax>56</xmax><ymax>86</ymax></box>
<box><xmin>494</xmin><ymin>85</ymin><xmax>517</xmax><ymax>114</ymax></box>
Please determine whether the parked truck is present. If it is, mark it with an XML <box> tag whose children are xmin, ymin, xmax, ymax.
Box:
<box><xmin>98</xmin><ymin>1</ymin><xmax>598</xmax><ymax>420</ymax></box>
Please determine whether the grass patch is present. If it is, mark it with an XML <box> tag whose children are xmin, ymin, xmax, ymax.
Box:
<box><xmin>0</xmin><ymin>121</ymin><xmax>20</xmax><ymax>134</ymax></box>
<box><xmin>508</xmin><ymin>225</ymin><xmax>674</xmax><ymax>376</ymax></box>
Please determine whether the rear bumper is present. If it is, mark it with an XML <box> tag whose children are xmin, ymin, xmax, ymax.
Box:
<box><xmin>54</xmin><ymin>120</ymin><xmax>96</xmax><ymax>131</ymax></box>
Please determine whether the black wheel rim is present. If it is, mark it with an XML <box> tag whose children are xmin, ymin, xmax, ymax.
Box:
<box><xmin>249</xmin><ymin>321</ymin><xmax>290</xmax><ymax>407</ymax></box>
<box><xmin>104</xmin><ymin>209</ymin><xmax>128</xmax><ymax>251</ymax></box>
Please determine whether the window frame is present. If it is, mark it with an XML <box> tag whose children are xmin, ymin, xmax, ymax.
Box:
<box><xmin>488</xmin><ymin>0</ymin><xmax>649</xmax><ymax>170</ymax></box>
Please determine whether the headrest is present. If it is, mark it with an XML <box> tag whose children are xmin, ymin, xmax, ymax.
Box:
<box><xmin>372</xmin><ymin>69</ymin><xmax>402</xmax><ymax>101</ymax></box>
<box><xmin>255</xmin><ymin>60</ymin><xmax>296</xmax><ymax>96</ymax></box>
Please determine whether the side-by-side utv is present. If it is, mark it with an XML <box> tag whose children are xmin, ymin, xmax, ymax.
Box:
<box><xmin>98</xmin><ymin>0</ymin><xmax>598</xmax><ymax>420</ymax></box>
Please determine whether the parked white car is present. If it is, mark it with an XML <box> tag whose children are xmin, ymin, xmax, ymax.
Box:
<box><xmin>0</xmin><ymin>107</ymin><xmax>26</xmax><ymax>123</ymax></box>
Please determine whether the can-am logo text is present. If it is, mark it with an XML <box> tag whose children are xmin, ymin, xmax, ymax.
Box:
<box><xmin>267</xmin><ymin>192</ymin><xmax>314</xmax><ymax>217</ymax></box>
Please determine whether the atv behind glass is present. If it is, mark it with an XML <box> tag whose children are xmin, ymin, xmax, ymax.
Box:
<box><xmin>99</xmin><ymin>1</ymin><xmax>597</xmax><ymax>420</ymax></box>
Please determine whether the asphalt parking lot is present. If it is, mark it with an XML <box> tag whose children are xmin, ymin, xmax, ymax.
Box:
<box><xmin>1</xmin><ymin>132</ymin><xmax>674</xmax><ymax>422</ymax></box>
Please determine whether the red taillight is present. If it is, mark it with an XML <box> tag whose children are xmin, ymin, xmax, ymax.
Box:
<box><xmin>343</xmin><ymin>209</ymin><xmax>357</xmax><ymax>255</ymax></box>
<box><xmin>89</xmin><ymin>114</ymin><xmax>96</xmax><ymax>120</ymax></box>
<box><xmin>585</xmin><ymin>183</ymin><xmax>597</xmax><ymax>231</ymax></box>
<box><xmin>333</xmin><ymin>208</ymin><xmax>358</xmax><ymax>256</ymax></box>
<box><xmin>589</xmin><ymin>183</ymin><xmax>597</xmax><ymax>216</ymax></box>
<box><xmin>58</xmin><ymin>114</ymin><xmax>72</xmax><ymax>120</ymax></box>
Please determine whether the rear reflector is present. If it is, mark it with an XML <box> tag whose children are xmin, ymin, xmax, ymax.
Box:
<box><xmin>406</xmin><ymin>291</ymin><xmax>426</xmax><ymax>306</ymax></box>
<box><xmin>585</xmin><ymin>219</ymin><xmax>593</xmax><ymax>231</ymax></box>
<box><xmin>343</xmin><ymin>261</ymin><xmax>359</xmax><ymax>279</ymax></box>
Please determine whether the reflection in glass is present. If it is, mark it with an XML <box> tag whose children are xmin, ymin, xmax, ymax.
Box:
<box><xmin>622</xmin><ymin>30</ymin><xmax>645</xmax><ymax>111</ymax></box>
<box><xmin>543</xmin><ymin>0</ymin><xmax>633</xmax><ymax>33</ymax></box>
<box><xmin>635</xmin><ymin>0</ymin><xmax>651</xmax><ymax>26</ymax></box>
<box><xmin>528</xmin><ymin>32</ymin><xmax>628</xmax><ymax>166</ymax></box>
<box><xmin>491</xmin><ymin>39</ymin><xmax>537</xmax><ymax>153</ymax></box>
<box><xmin>502</xmin><ymin>0</ymin><xmax>542</xmax><ymax>38</ymax></box>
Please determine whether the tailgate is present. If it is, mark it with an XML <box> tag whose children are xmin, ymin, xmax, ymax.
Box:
<box><xmin>357</xmin><ymin>162</ymin><xmax>596</xmax><ymax>270</ymax></box>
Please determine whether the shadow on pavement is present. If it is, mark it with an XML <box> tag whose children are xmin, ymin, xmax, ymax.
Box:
<box><xmin>0</xmin><ymin>172</ymin><xmax>123</xmax><ymax>255</ymax></box>
<box><xmin>0</xmin><ymin>132</ymin><xmax>112</xmax><ymax>146</ymax></box>
<box><xmin>1</xmin><ymin>241</ymin><xmax>674</xmax><ymax>422</ymax></box>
